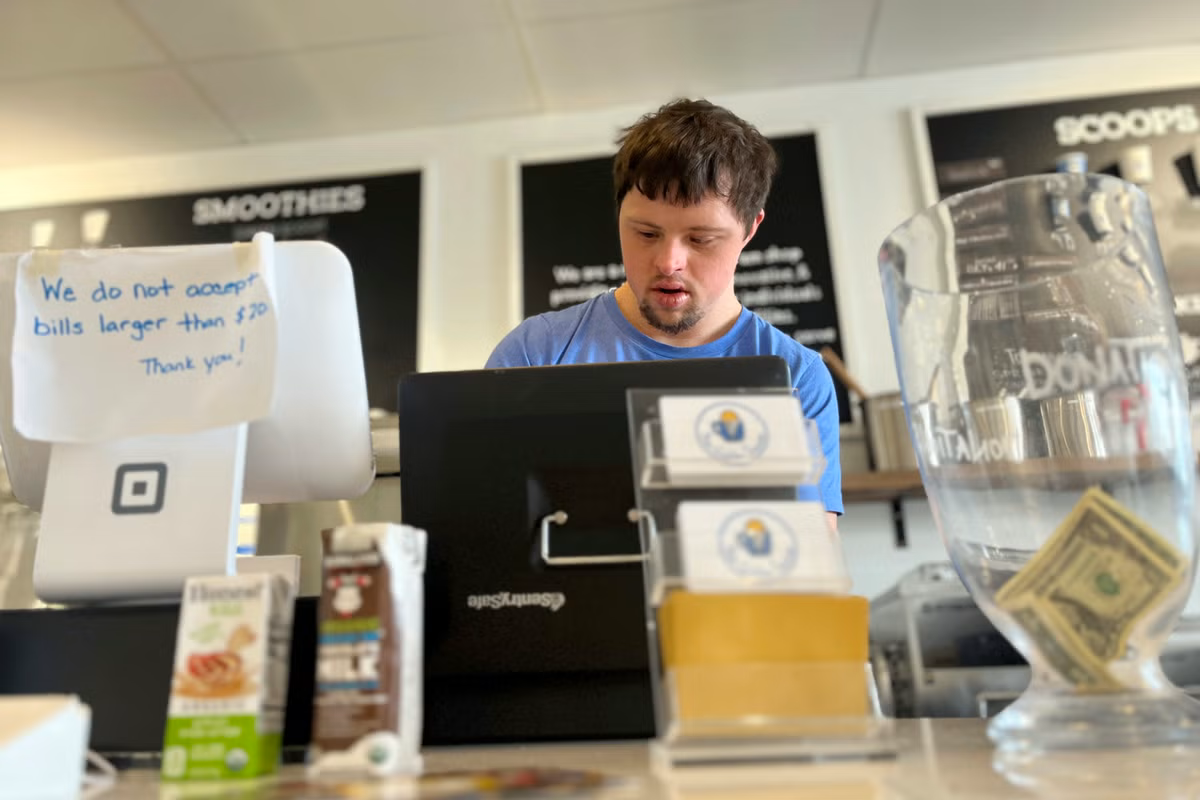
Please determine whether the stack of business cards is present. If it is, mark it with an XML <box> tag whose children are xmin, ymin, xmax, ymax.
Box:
<box><xmin>658</xmin><ymin>395</ymin><xmax>824</xmax><ymax>487</ymax></box>
<box><xmin>676</xmin><ymin>500</ymin><xmax>850</xmax><ymax>594</ymax></box>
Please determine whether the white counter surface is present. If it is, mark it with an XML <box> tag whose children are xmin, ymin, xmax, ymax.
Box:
<box><xmin>96</xmin><ymin>718</ymin><xmax>1200</xmax><ymax>799</ymax></box>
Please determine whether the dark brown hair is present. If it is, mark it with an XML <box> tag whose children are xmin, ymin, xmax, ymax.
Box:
<box><xmin>613</xmin><ymin>98</ymin><xmax>777</xmax><ymax>233</ymax></box>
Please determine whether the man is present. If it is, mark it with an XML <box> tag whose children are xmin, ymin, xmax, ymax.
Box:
<box><xmin>487</xmin><ymin>98</ymin><xmax>842</xmax><ymax>522</ymax></box>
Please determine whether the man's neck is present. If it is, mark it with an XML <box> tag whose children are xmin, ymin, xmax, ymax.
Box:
<box><xmin>613</xmin><ymin>284</ymin><xmax>742</xmax><ymax>347</ymax></box>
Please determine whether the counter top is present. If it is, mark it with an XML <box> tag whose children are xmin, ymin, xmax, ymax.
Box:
<box><xmin>93</xmin><ymin>718</ymin><xmax>1200</xmax><ymax>799</ymax></box>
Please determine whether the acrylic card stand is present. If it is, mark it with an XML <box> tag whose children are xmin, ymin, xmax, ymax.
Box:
<box><xmin>625</xmin><ymin>387</ymin><xmax>896</xmax><ymax>772</ymax></box>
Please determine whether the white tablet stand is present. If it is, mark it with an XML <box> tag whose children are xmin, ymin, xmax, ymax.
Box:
<box><xmin>0</xmin><ymin>240</ymin><xmax>374</xmax><ymax>604</ymax></box>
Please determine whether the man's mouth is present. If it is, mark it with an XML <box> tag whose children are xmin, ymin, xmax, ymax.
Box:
<box><xmin>650</xmin><ymin>284</ymin><xmax>690</xmax><ymax>309</ymax></box>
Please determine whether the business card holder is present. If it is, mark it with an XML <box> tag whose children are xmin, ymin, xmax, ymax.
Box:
<box><xmin>625</xmin><ymin>388</ymin><xmax>895</xmax><ymax>769</ymax></box>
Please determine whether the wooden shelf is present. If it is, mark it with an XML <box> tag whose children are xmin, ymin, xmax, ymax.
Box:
<box><xmin>842</xmin><ymin>453</ymin><xmax>1179</xmax><ymax>504</ymax></box>
<box><xmin>842</xmin><ymin>469</ymin><xmax>925</xmax><ymax>504</ymax></box>
<box><xmin>927</xmin><ymin>453</ymin><xmax>1172</xmax><ymax>490</ymax></box>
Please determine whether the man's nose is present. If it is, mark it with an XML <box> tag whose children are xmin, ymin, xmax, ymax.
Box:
<box><xmin>653</xmin><ymin>238</ymin><xmax>687</xmax><ymax>273</ymax></box>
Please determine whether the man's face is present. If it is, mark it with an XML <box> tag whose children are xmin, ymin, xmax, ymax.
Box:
<box><xmin>618</xmin><ymin>189</ymin><xmax>759</xmax><ymax>337</ymax></box>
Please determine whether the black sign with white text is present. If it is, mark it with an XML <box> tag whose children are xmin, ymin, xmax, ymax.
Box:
<box><xmin>924</xmin><ymin>87</ymin><xmax>1200</xmax><ymax>395</ymax></box>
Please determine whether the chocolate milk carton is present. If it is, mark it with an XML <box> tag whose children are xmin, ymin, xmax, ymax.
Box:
<box><xmin>161</xmin><ymin>573</ymin><xmax>295</xmax><ymax>781</ymax></box>
<box><xmin>310</xmin><ymin>523</ymin><xmax>426</xmax><ymax>777</ymax></box>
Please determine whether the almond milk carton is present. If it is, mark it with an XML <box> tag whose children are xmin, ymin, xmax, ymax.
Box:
<box><xmin>161</xmin><ymin>573</ymin><xmax>295</xmax><ymax>781</ymax></box>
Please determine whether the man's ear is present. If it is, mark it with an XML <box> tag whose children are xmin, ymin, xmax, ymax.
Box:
<box><xmin>744</xmin><ymin>209</ymin><xmax>766</xmax><ymax>244</ymax></box>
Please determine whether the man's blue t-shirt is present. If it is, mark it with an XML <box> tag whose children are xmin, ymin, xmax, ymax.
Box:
<box><xmin>486</xmin><ymin>291</ymin><xmax>843</xmax><ymax>514</ymax></box>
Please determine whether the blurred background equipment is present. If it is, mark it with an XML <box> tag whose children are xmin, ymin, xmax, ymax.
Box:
<box><xmin>870</xmin><ymin>562</ymin><xmax>1029</xmax><ymax>719</ymax></box>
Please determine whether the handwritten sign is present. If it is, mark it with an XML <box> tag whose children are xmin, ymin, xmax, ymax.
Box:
<box><xmin>12</xmin><ymin>233</ymin><xmax>278</xmax><ymax>443</ymax></box>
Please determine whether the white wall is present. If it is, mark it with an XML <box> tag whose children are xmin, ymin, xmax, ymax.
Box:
<box><xmin>3</xmin><ymin>43</ymin><xmax>1200</xmax><ymax>599</ymax></box>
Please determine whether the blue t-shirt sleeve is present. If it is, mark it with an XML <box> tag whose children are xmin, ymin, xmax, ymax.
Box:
<box><xmin>485</xmin><ymin>321</ymin><xmax>539</xmax><ymax>368</ymax></box>
<box><xmin>794</xmin><ymin>356</ymin><xmax>844</xmax><ymax>514</ymax></box>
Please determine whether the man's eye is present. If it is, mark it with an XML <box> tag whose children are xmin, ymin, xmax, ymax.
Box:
<box><xmin>638</xmin><ymin>231</ymin><xmax>657</xmax><ymax>240</ymax></box>
<box><xmin>691</xmin><ymin>237</ymin><xmax>714</xmax><ymax>246</ymax></box>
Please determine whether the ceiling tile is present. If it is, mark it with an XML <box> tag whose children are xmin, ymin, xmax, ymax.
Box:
<box><xmin>867</xmin><ymin>0</ymin><xmax>1200</xmax><ymax>76</ymax></box>
<box><xmin>525</xmin><ymin>0</ymin><xmax>877</xmax><ymax>111</ymax></box>
<box><xmin>123</xmin><ymin>0</ymin><xmax>510</xmax><ymax>61</ymax></box>
<box><xmin>0</xmin><ymin>0</ymin><xmax>165</xmax><ymax>80</ymax></box>
<box><xmin>186</xmin><ymin>30</ymin><xmax>538</xmax><ymax>141</ymax></box>
<box><xmin>0</xmin><ymin>69</ymin><xmax>239</xmax><ymax>169</ymax></box>
<box><xmin>511</xmin><ymin>0</ymin><xmax>748</xmax><ymax>23</ymax></box>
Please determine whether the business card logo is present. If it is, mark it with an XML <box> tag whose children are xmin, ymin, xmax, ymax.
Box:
<box><xmin>695</xmin><ymin>402</ymin><xmax>769</xmax><ymax>465</ymax></box>
<box><xmin>717</xmin><ymin>510</ymin><xmax>798</xmax><ymax>578</ymax></box>
<box><xmin>111</xmin><ymin>462</ymin><xmax>167</xmax><ymax>515</ymax></box>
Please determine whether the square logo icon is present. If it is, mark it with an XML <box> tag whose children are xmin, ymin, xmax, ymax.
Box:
<box><xmin>111</xmin><ymin>462</ymin><xmax>167</xmax><ymax>515</ymax></box>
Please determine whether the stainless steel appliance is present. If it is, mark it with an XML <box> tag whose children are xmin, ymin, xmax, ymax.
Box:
<box><xmin>871</xmin><ymin>562</ymin><xmax>1200</xmax><ymax>719</ymax></box>
<box><xmin>870</xmin><ymin>562</ymin><xmax>1029</xmax><ymax>719</ymax></box>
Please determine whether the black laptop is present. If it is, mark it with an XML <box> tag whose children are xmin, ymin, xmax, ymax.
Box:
<box><xmin>398</xmin><ymin>356</ymin><xmax>792</xmax><ymax>744</ymax></box>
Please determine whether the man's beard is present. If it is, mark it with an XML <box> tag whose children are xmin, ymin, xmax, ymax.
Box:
<box><xmin>639</xmin><ymin>297</ymin><xmax>703</xmax><ymax>336</ymax></box>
